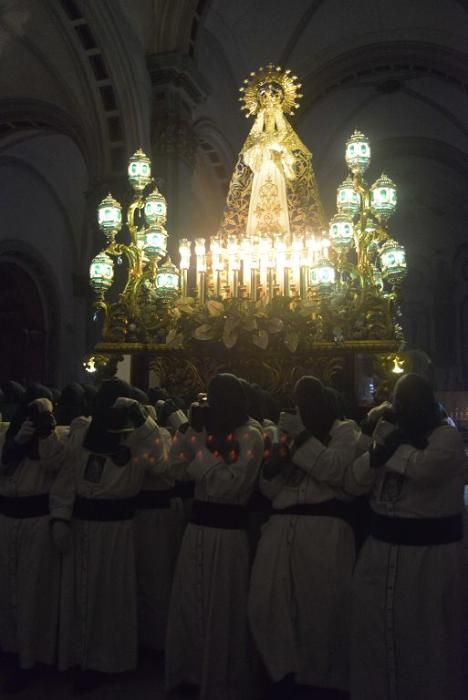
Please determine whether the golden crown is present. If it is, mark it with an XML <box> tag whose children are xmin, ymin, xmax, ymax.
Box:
<box><xmin>239</xmin><ymin>63</ymin><xmax>303</xmax><ymax>117</ymax></box>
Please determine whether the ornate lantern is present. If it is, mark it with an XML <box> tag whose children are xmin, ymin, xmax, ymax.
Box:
<box><xmin>345</xmin><ymin>130</ymin><xmax>371</xmax><ymax>174</ymax></box>
<box><xmin>156</xmin><ymin>257</ymin><xmax>180</xmax><ymax>299</ymax></box>
<box><xmin>98</xmin><ymin>194</ymin><xmax>122</xmax><ymax>243</ymax></box>
<box><xmin>336</xmin><ymin>177</ymin><xmax>361</xmax><ymax>216</ymax></box>
<box><xmin>144</xmin><ymin>186</ymin><xmax>167</xmax><ymax>224</ymax></box>
<box><xmin>89</xmin><ymin>252</ymin><xmax>114</xmax><ymax>294</ymax></box>
<box><xmin>379</xmin><ymin>239</ymin><xmax>407</xmax><ymax>285</ymax></box>
<box><xmin>329</xmin><ymin>213</ymin><xmax>354</xmax><ymax>251</ymax></box>
<box><xmin>143</xmin><ymin>224</ymin><xmax>168</xmax><ymax>259</ymax></box>
<box><xmin>310</xmin><ymin>258</ymin><xmax>336</xmax><ymax>288</ymax></box>
<box><xmin>371</xmin><ymin>173</ymin><xmax>397</xmax><ymax>220</ymax></box>
<box><xmin>128</xmin><ymin>149</ymin><xmax>152</xmax><ymax>192</ymax></box>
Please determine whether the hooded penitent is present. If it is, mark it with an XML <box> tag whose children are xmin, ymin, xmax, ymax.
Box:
<box><xmin>55</xmin><ymin>383</ymin><xmax>87</xmax><ymax>426</ymax></box>
<box><xmin>2</xmin><ymin>383</ymin><xmax>54</xmax><ymax>463</ymax></box>
<box><xmin>239</xmin><ymin>379</ymin><xmax>264</xmax><ymax>423</ymax></box>
<box><xmin>392</xmin><ymin>373</ymin><xmax>441</xmax><ymax>447</ymax></box>
<box><xmin>325</xmin><ymin>386</ymin><xmax>347</xmax><ymax>422</ymax></box>
<box><xmin>132</xmin><ymin>387</ymin><xmax>149</xmax><ymax>405</ymax></box>
<box><xmin>1</xmin><ymin>380</ymin><xmax>26</xmax><ymax>421</ymax></box>
<box><xmin>207</xmin><ymin>373</ymin><xmax>249</xmax><ymax>437</ymax></box>
<box><xmin>82</xmin><ymin>384</ymin><xmax>98</xmax><ymax>417</ymax></box>
<box><xmin>82</xmin><ymin>378</ymin><xmax>134</xmax><ymax>455</ymax></box>
<box><xmin>205</xmin><ymin>374</ymin><xmax>249</xmax><ymax>461</ymax></box>
<box><xmin>294</xmin><ymin>375</ymin><xmax>336</xmax><ymax>444</ymax></box>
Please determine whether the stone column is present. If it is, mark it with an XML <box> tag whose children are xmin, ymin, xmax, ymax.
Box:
<box><xmin>147</xmin><ymin>52</ymin><xmax>208</xmax><ymax>258</ymax></box>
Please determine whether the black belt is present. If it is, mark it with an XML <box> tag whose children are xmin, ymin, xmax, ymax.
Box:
<box><xmin>190</xmin><ymin>500</ymin><xmax>248</xmax><ymax>530</ymax></box>
<box><xmin>173</xmin><ymin>481</ymin><xmax>195</xmax><ymax>499</ymax></box>
<box><xmin>370</xmin><ymin>511</ymin><xmax>463</xmax><ymax>546</ymax></box>
<box><xmin>136</xmin><ymin>489</ymin><xmax>173</xmax><ymax>510</ymax></box>
<box><xmin>247</xmin><ymin>491</ymin><xmax>273</xmax><ymax>515</ymax></box>
<box><xmin>273</xmin><ymin>499</ymin><xmax>355</xmax><ymax>528</ymax></box>
<box><xmin>73</xmin><ymin>496</ymin><xmax>136</xmax><ymax>521</ymax></box>
<box><xmin>0</xmin><ymin>493</ymin><xmax>49</xmax><ymax>519</ymax></box>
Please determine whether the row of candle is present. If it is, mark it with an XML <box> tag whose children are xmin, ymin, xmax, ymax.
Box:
<box><xmin>178</xmin><ymin>234</ymin><xmax>332</xmax><ymax>302</ymax></box>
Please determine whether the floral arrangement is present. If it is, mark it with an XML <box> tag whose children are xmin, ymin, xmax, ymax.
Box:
<box><xmin>161</xmin><ymin>285</ymin><xmax>398</xmax><ymax>352</ymax></box>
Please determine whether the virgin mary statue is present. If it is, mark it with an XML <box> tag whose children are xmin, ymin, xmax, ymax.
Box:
<box><xmin>219</xmin><ymin>64</ymin><xmax>324</xmax><ymax>240</ymax></box>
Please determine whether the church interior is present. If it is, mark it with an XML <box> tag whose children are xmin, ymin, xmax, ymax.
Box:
<box><xmin>0</xmin><ymin>1</ymin><xmax>467</xmax><ymax>698</ymax></box>
<box><xmin>0</xmin><ymin>0</ymin><xmax>467</xmax><ymax>395</ymax></box>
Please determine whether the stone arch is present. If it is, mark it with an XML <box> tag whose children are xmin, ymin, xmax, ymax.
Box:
<box><xmin>375</xmin><ymin>137</ymin><xmax>468</xmax><ymax>179</ymax></box>
<box><xmin>0</xmin><ymin>98</ymin><xmax>91</xmax><ymax>168</ymax></box>
<box><xmin>0</xmin><ymin>154</ymin><xmax>78</xmax><ymax>264</ymax></box>
<box><xmin>194</xmin><ymin>117</ymin><xmax>235</xmax><ymax>188</ymax></box>
<box><xmin>0</xmin><ymin>242</ymin><xmax>61</xmax><ymax>385</ymax></box>
<box><xmin>80</xmin><ymin>0</ymin><xmax>152</xmax><ymax>168</ymax></box>
<box><xmin>298</xmin><ymin>41</ymin><xmax>468</xmax><ymax>122</ymax></box>
<box><xmin>143</xmin><ymin>0</ymin><xmax>209</xmax><ymax>55</ymax></box>
<box><xmin>452</xmin><ymin>243</ymin><xmax>468</xmax><ymax>387</ymax></box>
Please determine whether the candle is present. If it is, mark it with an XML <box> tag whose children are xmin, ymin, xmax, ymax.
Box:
<box><xmin>283</xmin><ymin>255</ymin><xmax>292</xmax><ymax>298</ymax></box>
<box><xmin>266</xmin><ymin>251</ymin><xmax>275</xmax><ymax>302</ymax></box>
<box><xmin>210</xmin><ymin>237</ymin><xmax>224</xmax><ymax>297</ymax></box>
<box><xmin>227</xmin><ymin>236</ymin><xmax>240</xmax><ymax>297</ymax></box>
<box><xmin>179</xmin><ymin>238</ymin><xmax>191</xmax><ymax>297</ymax></box>
<box><xmin>292</xmin><ymin>234</ymin><xmax>303</xmax><ymax>292</ymax></box>
<box><xmin>275</xmin><ymin>239</ymin><xmax>286</xmax><ymax>295</ymax></box>
<box><xmin>195</xmin><ymin>237</ymin><xmax>206</xmax><ymax>304</ymax></box>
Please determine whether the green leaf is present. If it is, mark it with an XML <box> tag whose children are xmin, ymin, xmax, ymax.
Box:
<box><xmin>252</xmin><ymin>329</ymin><xmax>269</xmax><ymax>349</ymax></box>
<box><xmin>224</xmin><ymin>317</ymin><xmax>240</xmax><ymax>335</ymax></box>
<box><xmin>265</xmin><ymin>318</ymin><xmax>284</xmax><ymax>334</ymax></box>
<box><xmin>193</xmin><ymin>324</ymin><xmax>216</xmax><ymax>341</ymax></box>
<box><xmin>284</xmin><ymin>331</ymin><xmax>299</xmax><ymax>353</ymax></box>
<box><xmin>165</xmin><ymin>329</ymin><xmax>184</xmax><ymax>348</ymax></box>
<box><xmin>207</xmin><ymin>300</ymin><xmax>225</xmax><ymax>317</ymax></box>
<box><xmin>223</xmin><ymin>328</ymin><xmax>239</xmax><ymax>348</ymax></box>
<box><xmin>241</xmin><ymin>317</ymin><xmax>258</xmax><ymax>331</ymax></box>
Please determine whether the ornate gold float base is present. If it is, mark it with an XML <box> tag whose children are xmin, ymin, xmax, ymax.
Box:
<box><xmin>93</xmin><ymin>340</ymin><xmax>406</xmax><ymax>414</ymax></box>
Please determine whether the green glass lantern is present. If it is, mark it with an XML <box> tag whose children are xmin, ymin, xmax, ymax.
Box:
<box><xmin>371</xmin><ymin>173</ymin><xmax>397</xmax><ymax>220</ymax></box>
<box><xmin>156</xmin><ymin>257</ymin><xmax>180</xmax><ymax>299</ymax></box>
<box><xmin>371</xmin><ymin>264</ymin><xmax>384</xmax><ymax>290</ymax></box>
<box><xmin>329</xmin><ymin>213</ymin><xmax>354</xmax><ymax>251</ymax></box>
<box><xmin>336</xmin><ymin>177</ymin><xmax>360</xmax><ymax>216</ymax></box>
<box><xmin>89</xmin><ymin>252</ymin><xmax>114</xmax><ymax>294</ymax></box>
<box><xmin>310</xmin><ymin>258</ymin><xmax>336</xmax><ymax>288</ymax></box>
<box><xmin>128</xmin><ymin>148</ymin><xmax>152</xmax><ymax>192</ymax></box>
<box><xmin>379</xmin><ymin>239</ymin><xmax>407</xmax><ymax>285</ymax></box>
<box><xmin>97</xmin><ymin>193</ymin><xmax>122</xmax><ymax>242</ymax></box>
<box><xmin>143</xmin><ymin>225</ymin><xmax>168</xmax><ymax>259</ymax></box>
<box><xmin>345</xmin><ymin>130</ymin><xmax>371</xmax><ymax>174</ymax></box>
<box><xmin>144</xmin><ymin>186</ymin><xmax>167</xmax><ymax>225</ymax></box>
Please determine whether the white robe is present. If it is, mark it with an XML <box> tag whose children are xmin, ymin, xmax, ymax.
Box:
<box><xmin>165</xmin><ymin>423</ymin><xmax>264</xmax><ymax>700</ymax></box>
<box><xmin>346</xmin><ymin>424</ymin><xmax>465</xmax><ymax>700</ymax></box>
<box><xmin>134</xmin><ymin>426</ymin><xmax>185</xmax><ymax>651</ymax></box>
<box><xmin>0</xmin><ymin>429</ymin><xmax>65</xmax><ymax>668</ymax></box>
<box><xmin>49</xmin><ymin>415</ymin><xmax>169</xmax><ymax>673</ymax></box>
<box><xmin>248</xmin><ymin>419</ymin><xmax>358</xmax><ymax>689</ymax></box>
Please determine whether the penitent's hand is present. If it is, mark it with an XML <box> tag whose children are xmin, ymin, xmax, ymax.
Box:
<box><xmin>14</xmin><ymin>420</ymin><xmax>36</xmax><ymax>445</ymax></box>
<box><xmin>278</xmin><ymin>411</ymin><xmax>304</xmax><ymax>438</ymax></box>
<box><xmin>367</xmin><ymin>401</ymin><xmax>393</xmax><ymax>426</ymax></box>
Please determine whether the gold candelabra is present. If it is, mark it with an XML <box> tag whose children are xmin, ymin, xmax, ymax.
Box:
<box><xmin>89</xmin><ymin>149</ymin><xmax>180</xmax><ymax>342</ymax></box>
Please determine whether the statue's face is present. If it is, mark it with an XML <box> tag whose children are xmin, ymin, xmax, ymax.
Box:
<box><xmin>258</xmin><ymin>82</ymin><xmax>284</xmax><ymax>107</ymax></box>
